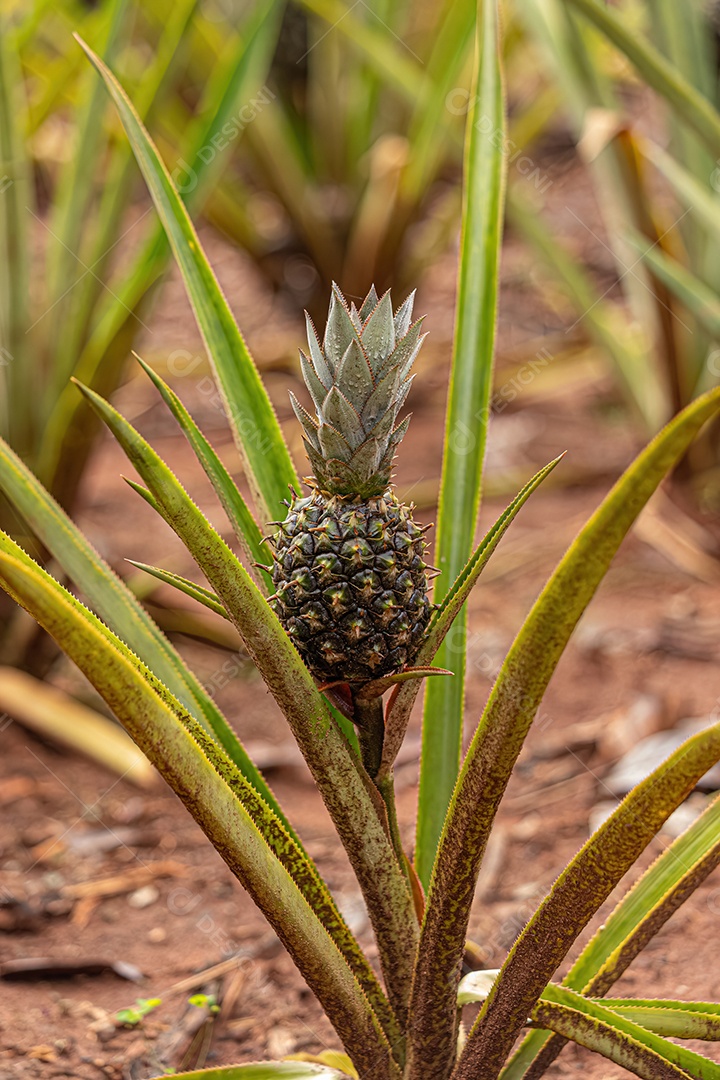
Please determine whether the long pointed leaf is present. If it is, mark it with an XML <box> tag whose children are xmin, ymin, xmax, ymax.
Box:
<box><xmin>460</xmin><ymin>979</ymin><xmax>720</xmax><ymax>1055</ymax></box>
<box><xmin>0</xmin><ymin>433</ymin><xmax>282</xmax><ymax>819</ymax></box>
<box><xmin>409</xmin><ymin>386</ymin><xmax>720</xmax><ymax>1079</ymax></box>
<box><xmin>459</xmin><ymin>722</ymin><xmax>720</xmax><ymax>1079</ymax></box>
<box><xmin>0</xmin><ymin>546</ymin><xmax>400</xmax><ymax>1077</ymax></box>
<box><xmin>592</xmin><ymin>1001</ymin><xmax>720</xmax><ymax>1042</ymax></box>
<box><xmin>134</xmin><ymin>355</ymin><xmax>272</xmax><ymax>591</ymax></box>
<box><xmin>416</xmin><ymin>0</ymin><xmax>506</xmax><ymax>888</ymax></box>
<box><xmin>76</xmin><ymin>36</ymin><xmax>298</xmax><ymax>525</ymax></box>
<box><xmin>379</xmin><ymin>456</ymin><xmax>561</xmax><ymax>780</ymax></box>
<box><xmin>169</xmin><ymin>1065</ymin><xmax>351</xmax><ymax>1079</ymax></box>
<box><xmin>127</xmin><ymin>561</ymin><xmax>229</xmax><ymax>620</ymax></box>
<box><xmin>429</xmin><ymin>456</ymin><xmax>563</xmax><ymax>641</ymax></box>
<box><xmin>504</xmin><ymin>794</ymin><xmax>720</xmax><ymax>1078</ymax></box>
<box><xmin>530</xmin><ymin>995</ymin><xmax>693</xmax><ymax>1080</ymax></box>
<box><xmin>0</xmin><ymin>14</ymin><xmax>33</xmax><ymax>443</ymax></box>
<box><xmin>0</xmin><ymin>532</ymin><xmax>399</xmax><ymax>1046</ymax></box>
<box><xmin>536</xmin><ymin>986</ymin><xmax>719</xmax><ymax>1079</ymax></box>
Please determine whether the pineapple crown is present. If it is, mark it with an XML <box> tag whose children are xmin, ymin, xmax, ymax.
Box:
<box><xmin>291</xmin><ymin>283</ymin><xmax>427</xmax><ymax>499</ymax></box>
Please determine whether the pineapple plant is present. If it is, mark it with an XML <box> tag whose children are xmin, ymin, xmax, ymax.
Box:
<box><xmin>269</xmin><ymin>283</ymin><xmax>432</xmax><ymax>686</ymax></box>
<box><xmin>4</xmin><ymin>19</ymin><xmax>720</xmax><ymax>1080</ymax></box>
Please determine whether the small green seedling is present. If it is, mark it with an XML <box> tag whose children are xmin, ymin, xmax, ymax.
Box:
<box><xmin>115</xmin><ymin>997</ymin><xmax>162</xmax><ymax>1027</ymax></box>
<box><xmin>188</xmin><ymin>993</ymin><xmax>220</xmax><ymax>1015</ymax></box>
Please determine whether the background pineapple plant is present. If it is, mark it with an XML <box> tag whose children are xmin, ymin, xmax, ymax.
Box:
<box><xmin>269</xmin><ymin>284</ymin><xmax>432</xmax><ymax>685</ymax></box>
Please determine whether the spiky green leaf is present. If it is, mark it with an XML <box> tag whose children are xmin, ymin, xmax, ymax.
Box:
<box><xmin>416</xmin><ymin>0</ymin><xmax>506</xmax><ymax>887</ymax></box>
<box><xmin>532</xmin><ymin>986</ymin><xmax>719</xmax><ymax>1080</ymax></box>
<box><xmin>393</xmin><ymin>290</ymin><xmax>416</xmax><ymax>337</ymax></box>
<box><xmin>336</xmin><ymin>339</ymin><xmax>375</xmax><ymax>409</ymax></box>
<box><xmin>324</xmin><ymin>286</ymin><xmax>362</xmax><ymax>368</ymax></box>
<box><xmin>168</xmin><ymin>1062</ymin><xmax>352</xmax><ymax>1078</ymax></box>
<box><xmin>299</xmin><ymin>350</ymin><xmax>329</xmax><ymax>411</ymax></box>
<box><xmin>362</xmin><ymin>291</ymin><xmax>396</xmax><ymax>373</ymax></box>
<box><xmin>290</xmin><ymin>392</ymin><xmax>322</xmax><ymax>452</ymax></box>
<box><xmin>135</xmin><ymin>355</ymin><xmax>272</xmax><ymax>591</ymax></box>
<box><xmin>127</xmin><ymin>562</ymin><xmax>229</xmax><ymax>620</ymax></box>
<box><xmin>504</xmin><ymin>793</ymin><xmax>720</xmax><ymax>1078</ymax></box>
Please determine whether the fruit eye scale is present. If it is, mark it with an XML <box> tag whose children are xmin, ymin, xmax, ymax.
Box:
<box><xmin>270</xmin><ymin>283</ymin><xmax>431</xmax><ymax>684</ymax></box>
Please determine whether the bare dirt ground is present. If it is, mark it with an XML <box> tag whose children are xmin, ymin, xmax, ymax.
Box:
<box><xmin>2</xmin><ymin>144</ymin><xmax>720</xmax><ymax>1078</ymax></box>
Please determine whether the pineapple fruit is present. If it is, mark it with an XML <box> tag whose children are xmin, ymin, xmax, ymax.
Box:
<box><xmin>269</xmin><ymin>284</ymin><xmax>432</xmax><ymax>685</ymax></box>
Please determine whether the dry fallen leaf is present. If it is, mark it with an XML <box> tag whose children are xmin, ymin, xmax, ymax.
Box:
<box><xmin>0</xmin><ymin>667</ymin><xmax>156</xmax><ymax>787</ymax></box>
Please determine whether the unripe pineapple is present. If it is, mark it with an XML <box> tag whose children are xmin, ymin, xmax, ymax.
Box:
<box><xmin>270</xmin><ymin>283</ymin><xmax>432</xmax><ymax>684</ymax></box>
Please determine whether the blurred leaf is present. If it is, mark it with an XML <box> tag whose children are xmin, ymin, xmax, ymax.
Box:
<box><xmin>515</xmin><ymin>0</ymin><xmax>667</xmax><ymax>418</ymax></box>
<box><xmin>76</xmin><ymin>34</ymin><xmax>299</xmax><ymax>525</ymax></box>
<box><xmin>45</xmin><ymin>0</ymin><xmax>130</xmax><ymax>351</ymax></box>
<box><xmin>297</xmin><ymin>0</ymin><xmax>425</xmax><ymax>98</ymax></box>
<box><xmin>628</xmin><ymin>232</ymin><xmax>720</xmax><ymax>343</ymax></box>
<box><xmin>39</xmin><ymin>0</ymin><xmax>284</xmax><ymax>507</ymax></box>
<box><xmin>563</xmin><ymin>0</ymin><xmax>720</xmax><ymax>157</ymax></box>
<box><xmin>400</xmin><ymin>0</ymin><xmax>475</xmax><ymax>201</ymax></box>
<box><xmin>508</xmin><ymin>188</ymin><xmax>664</xmax><ymax>430</ymax></box>
<box><xmin>51</xmin><ymin>0</ymin><xmax>200</xmax><ymax>396</ymax></box>
<box><xmin>0</xmin><ymin>12</ymin><xmax>33</xmax><ymax>442</ymax></box>
<box><xmin>639</xmin><ymin>138</ymin><xmax>720</xmax><ymax>249</ymax></box>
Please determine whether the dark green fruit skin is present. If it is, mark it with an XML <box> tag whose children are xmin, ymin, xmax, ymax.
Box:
<box><xmin>270</xmin><ymin>490</ymin><xmax>431</xmax><ymax>684</ymax></box>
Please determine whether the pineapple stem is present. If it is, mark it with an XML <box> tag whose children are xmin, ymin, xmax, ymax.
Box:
<box><xmin>353</xmin><ymin>692</ymin><xmax>414</xmax><ymax>901</ymax></box>
<box><xmin>353</xmin><ymin>693</ymin><xmax>385</xmax><ymax>780</ymax></box>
